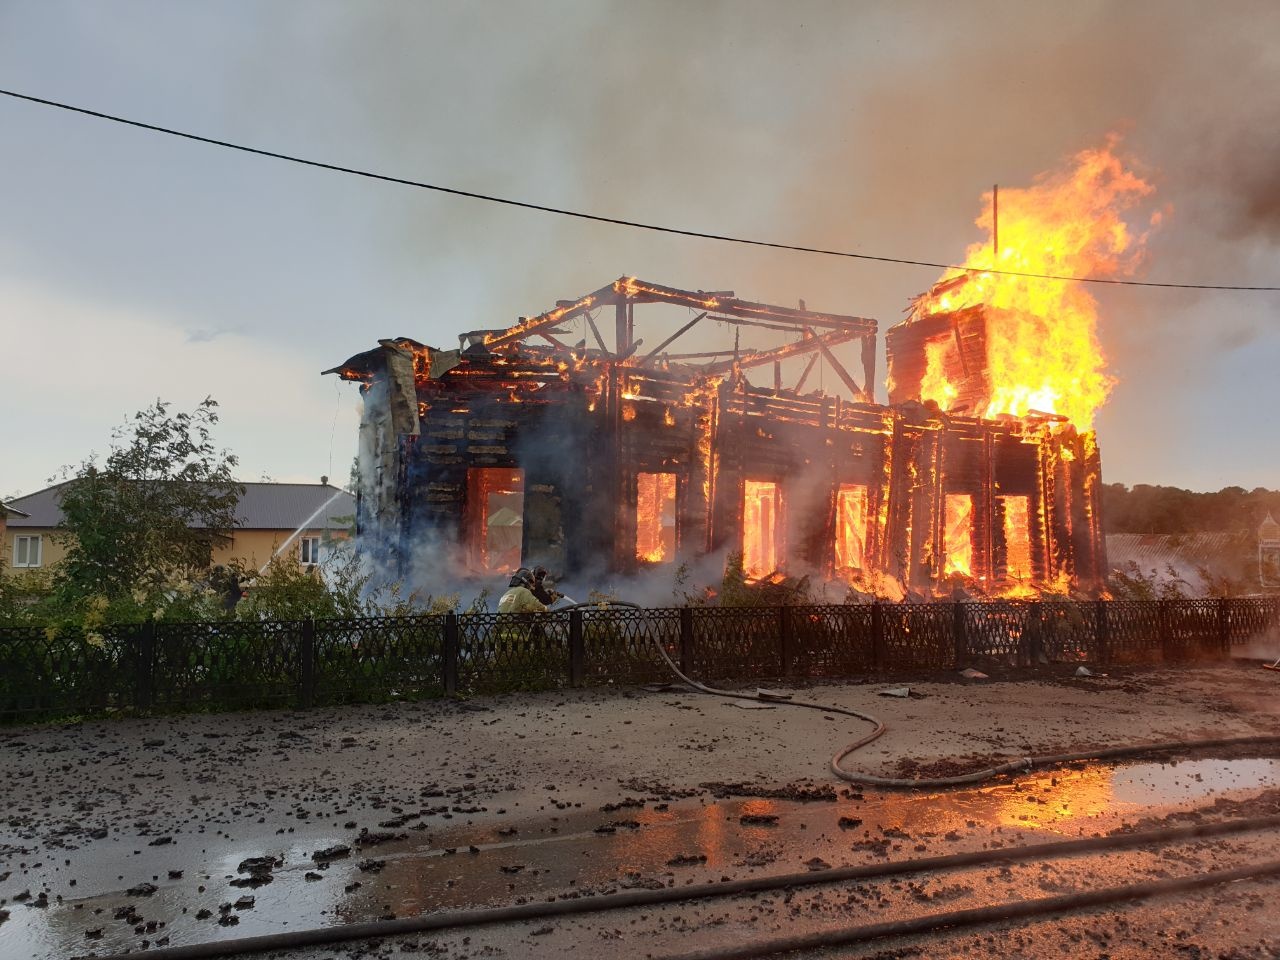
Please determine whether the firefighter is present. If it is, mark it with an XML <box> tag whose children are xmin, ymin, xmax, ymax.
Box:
<box><xmin>497</xmin><ymin>567</ymin><xmax>547</xmax><ymax>613</ymax></box>
<box><xmin>529</xmin><ymin>566</ymin><xmax>561</xmax><ymax>606</ymax></box>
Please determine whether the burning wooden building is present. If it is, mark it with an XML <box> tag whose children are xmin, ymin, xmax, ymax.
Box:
<box><xmin>326</xmin><ymin>275</ymin><xmax>1105</xmax><ymax>595</ymax></box>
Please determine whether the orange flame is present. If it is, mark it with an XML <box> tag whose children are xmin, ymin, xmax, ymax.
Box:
<box><xmin>1000</xmin><ymin>495</ymin><xmax>1032</xmax><ymax>581</ymax></box>
<box><xmin>743</xmin><ymin>480</ymin><xmax>783</xmax><ymax>578</ymax></box>
<box><xmin>636</xmin><ymin>472</ymin><xmax>677</xmax><ymax>563</ymax></box>
<box><xmin>920</xmin><ymin>138</ymin><xmax>1163</xmax><ymax>429</ymax></box>
<box><xmin>944</xmin><ymin>493</ymin><xmax>973</xmax><ymax>577</ymax></box>
<box><xmin>920</xmin><ymin>339</ymin><xmax>958</xmax><ymax>412</ymax></box>
<box><xmin>834</xmin><ymin>483</ymin><xmax>869</xmax><ymax>576</ymax></box>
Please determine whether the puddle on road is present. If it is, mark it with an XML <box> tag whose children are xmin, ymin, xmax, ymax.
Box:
<box><xmin>5</xmin><ymin>756</ymin><xmax>1279</xmax><ymax>959</ymax></box>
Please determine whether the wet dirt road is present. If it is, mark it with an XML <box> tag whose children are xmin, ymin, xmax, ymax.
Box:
<box><xmin>5</xmin><ymin>661</ymin><xmax>1280</xmax><ymax>958</ymax></box>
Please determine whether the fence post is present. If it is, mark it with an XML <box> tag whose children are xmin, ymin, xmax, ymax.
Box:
<box><xmin>135</xmin><ymin>620</ymin><xmax>156</xmax><ymax>713</ymax></box>
<box><xmin>779</xmin><ymin>606</ymin><xmax>794</xmax><ymax>677</ymax></box>
<box><xmin>569</xmin><ymin>609</ymin><xmax>585</xmax><ymax>686</ymax></box>
<box><xmin>1158</xmin><ymin>598</ymin><xmax>1172</xmax><ymax>662</ymax></box>
<box><xmin>952</xmin><ymin>601</ymin><xmax>966</xmax><ymax>668</ymax></box>
<box><xmin>871</xmin><ymin>601</ymin><xmax>886</xmax><ymax>672</ymax></box>
<box><xmin>1094</xmin><ymin>599</ymin><xmax>1110</xmax><ymax>665</ymax></box>
<box><xmin>1022</xmin><ymin>602</ymin><xmax>1041</xmax><ymax>667</ymax></box>
<box><xmin>443</xmin><ymin>612</ymin><xmax>460</xmax><ymax>696</ymax></box>
<box><xmin>299</xmin><ymin>619</ymin><xmax>316</xmax><ymax>709</ymax></box>
<box><xmin>1218</xmin><ymin>597</ymin><xmax>1231</xmax><ymax>657</ymax></box>
<box><xmin>679</xmin><ymin>607</ymin><xmax>694</xmax><ymax>676</ymax></box>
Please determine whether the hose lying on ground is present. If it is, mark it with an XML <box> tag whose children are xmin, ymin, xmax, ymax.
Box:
<box><xmin>622</xmin><ymin>600</ymin><xmax>1280</xmax><ymax>789</ymax></box>
<box><xmin>81</xmin><ymin>813</ymin><xmax>1280</xmax><ymax>960</ymax></box>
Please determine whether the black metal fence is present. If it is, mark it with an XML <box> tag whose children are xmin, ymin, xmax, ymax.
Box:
<box><xmin>2</xmin><ymin>597</ymin><xmax>1279</xmax><ymax>722</ymax></box>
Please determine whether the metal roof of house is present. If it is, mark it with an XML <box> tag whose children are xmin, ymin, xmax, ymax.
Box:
<box><xmin>1</xmin><ymin>502</ymin><xmax>28</xmax><ymax>519</ymax></box>
<box><xmin>1106</xmin><ymin>532</ymin><xmax>1256</xmax><ymax>580</ymax></box>
<box><xmin>6</xmin><ymin>482</ymin><xmax>355</xmax><ymax>531</ymax></box>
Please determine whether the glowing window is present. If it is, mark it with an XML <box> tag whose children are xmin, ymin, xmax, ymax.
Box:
<box><xmin>743</xmin><ymin>480</ymin><xmax>783</xmax><ymax>578</ymax></box>
<box><xmin>834</xmin><ymin>484</ymin><xmax>868</xmax><ymax>575</ymax></box>
<box><xmin>943</xmin><ymin>493</ymin><xmax>973</xmax><ymax>577</ymax></box>
<box><xmin>636</xmin><ymin>472</ymin><xmax>677</xmax><ymax>564</ymax></box>
<box><xmin>1000</xmin><ymin>495</ymin><xmax>1032</xmax><ymax>581</ymax></box>
<box><xmin>466</xmin><ymin>468</ymin><xmax>525</xmax><ymax>573</ymax></box>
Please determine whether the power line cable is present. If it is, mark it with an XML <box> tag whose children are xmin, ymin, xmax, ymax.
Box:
<box><xmin>1</xmin><ymin>86</ymin><xmax>1277</xmax><ymax>292</ymax></box>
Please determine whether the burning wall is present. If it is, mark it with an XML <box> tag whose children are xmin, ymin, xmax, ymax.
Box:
<box><xmin>327</xmin><ymin>276</ymin><xmax>1105</xmax><ymax>596</ymax></box>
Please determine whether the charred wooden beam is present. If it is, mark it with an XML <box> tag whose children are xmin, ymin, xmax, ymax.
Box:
<box><xmin>611</xmin><ymin>277</ymin><xmax>876</xmax><ymax>337</ymax></box>
<box><xmin>483</xmin><ymin>281</ymin><xmax>618</xmax><ymax>349</ymax></box>
<box><xmin>703</xmin><ymin>329</ymin><xmax>860</xmax><ymax>375</ymax></box>
<box><xmin>794</xmin><ymin>352</ymin><xmax>819</xmax><ymax>393</ymax></box>
<box><xmin>639</xmin><ymin>311</ymin><xmax>707</xmax><ymax>365</ymax></box>
<box><xmin>658</xmin><ymin>349</ymin><xmax>745</xmax><ymax>360</ymax></box>
<box><xmin>584</xmin><ymin>310</ymin><xmax>612</xmax><ymax>357</ymax></box>
<box><xmin>860</xmin><ymin>334</ymin><xmax>876</xmax><ymax>403</ymax></box>
<box><xmin>616</xmin><ymin>301</ymin><xmax>629</xmax><ymax>356</ymax></box>
<box><xmin>538</xmin><ymin>331</ymin><xmax>572</xmax><ymax>350</ymax></box>
<box><xmin>809</xmin><ymin>327</ymin><xmax>865</xmax><ymax>400</ymax></box>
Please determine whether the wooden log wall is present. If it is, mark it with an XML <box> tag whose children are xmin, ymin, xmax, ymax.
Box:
<box><xmin>389</xmin><ymin>352</ymin><xmax>1106</xmax><ymax>592</ymax></box>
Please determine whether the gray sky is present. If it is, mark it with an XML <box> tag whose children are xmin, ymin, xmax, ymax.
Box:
<box><xmin>2</xmin><ymin>0</ymin><xmax>1278</xmax><ymax>498</ymax></box>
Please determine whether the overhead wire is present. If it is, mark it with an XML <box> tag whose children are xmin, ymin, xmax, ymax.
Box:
<box><xmin>1</xmin><ymin>87</ymin><xmax>1278</xmax><ymax>292</ymax></box>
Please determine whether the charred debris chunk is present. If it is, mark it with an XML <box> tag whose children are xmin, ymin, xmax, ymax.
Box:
<box><xmin>325</xmin><ymin>275</ymin><xmax>1104</xmax><ymax>596</ymax></box>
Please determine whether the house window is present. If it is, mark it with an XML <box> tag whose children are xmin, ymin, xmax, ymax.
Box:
<box><xmin>943</xmin><ymin>494</ymin><xmax>974</xmax><ymax>577</ymax></box>
<box><xmin>299</xmin><ymin>537</ymin><xmax>321</xmax><ymax>566</ymax></box>
<box><xmin>743</xmin><ymin>480</ymin><xmax>783</xmax><ymax>578</ymax></box>
<box><xmin>466</xmin><ymin>468</ymin><xmax>525</xmax><ymax>573</ymax></box>
<box><xmin>636</xmin><ymin>472</ymin><xmax>677</xmax><ymax>564</ymax></box>
<box><xmin>14</xmin><ymin>535</ymin><xmax>42</xmax><ymax>568</ymax></box>
<box><xmin>999</xmin><ymin>495</ymin><xmax>1032</xmax><ymax>581</ymax></box>
<box><xmin>834</xmin><ymin>484</ymin><xmax>869</xmax><ymax>576</ymax></box>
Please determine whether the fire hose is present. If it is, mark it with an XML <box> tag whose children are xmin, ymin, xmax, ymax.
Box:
<box><xmin>563</xmin><ymin>600</ymin><xmax>1280</xmax><ymax>790</ymax></box>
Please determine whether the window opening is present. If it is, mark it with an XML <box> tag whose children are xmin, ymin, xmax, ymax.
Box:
<box><xmin>943</xmin><ymin>493</ymin><xmax>974</xmax><ymax>577</ymax></box>
<box><xmin>466</xmin><ymin>468</ymin><xmax>525</xmax><ymax>573</ymax></box>
<box><xmin>743</xmin><ymin>480</ymin><xmax>782</xmax><ymax>578</ymax></box>
<box><xmin>834</xmin><ymin>484</ymin><xmax>869</xmax><ymax>576</ymax></box>
<box><xmin>1000</xmin><ymin>495</ymin><xmax>1032</xmax><ymax>581</ymax></box>
<box><xmin>636</xmin><ymin>472</ymin><xmax>677</xmax><ymax>563</ymax></box>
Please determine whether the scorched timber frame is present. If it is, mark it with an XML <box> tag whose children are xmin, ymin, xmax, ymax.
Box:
<box><xmin>326</xmin><ymin>276</ymin><xmax>1105</xmax><ymax>595</ymax></box>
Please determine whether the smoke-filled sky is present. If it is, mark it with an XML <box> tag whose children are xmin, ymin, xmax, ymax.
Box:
<box><xmin>2</xmin><ymin>0</ymin><xmax>1278</xmax><ymax>498</ymax></box>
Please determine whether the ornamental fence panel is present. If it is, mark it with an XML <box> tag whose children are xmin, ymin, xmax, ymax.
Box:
<box><xmin>456</xmin><ymin>610</ymin><xmax>570</xmax><ymax>693</ymax></box>
<box><xmin>0</xmin><ymin>623</ymin><xmax>137</xmax><ymax>719</ymax></box>
<box><xmin>582</xmin><ymin>606</ymin><xmax>679</xmax><ymax>686</ymax></box>
<box><xmin>152</xmin><ymin>619</ymin><xmax>299</xmax><ymax>711</ymax></box>
<box><xmin>1227</xmin><ymin>598</ymin><xmax>1280</xmax><ymax>648</ymax></box>
<box><xmin>1102</xmin><ymin>601</ymin><xmax>1163</xmax><ymax>663</ymax></box>
<box><xmin>314</xmin><ymin>615</ymin><xmax>445</xmax><ymax>705</ymax></box>
<box><xmin>963</xmin><ymin>601</ymin><xmax>1033</xmax><ymax>661</ymax></box>
<box><xmin>1036</xmin><ymin>600</ymin><xmax>1098</xmax><ymax>663</ymax></box>
<box><xmin>788</xmin><ymin>604</ymin><xmax>875</xmax><ymax>677</ymax></box>
<box><xmin>1163</xmin><ymin>599</ymin><xmax>1224</xmax><ymax>660</ymax></box>
<box><xmin>690</xmin><ymin>607</ymin><xmax>785</xmax><ymax>679</ymax></box>
<box><xmin>881</xmin><ymin>603</ymin><xmax>955</xmax><ymax>672</ymax></box>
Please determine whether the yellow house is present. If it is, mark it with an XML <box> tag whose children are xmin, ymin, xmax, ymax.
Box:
<box><xmin>2</xmin><ymin>481</ymin><xmax>355</xmax><ymax>577</ymax></box>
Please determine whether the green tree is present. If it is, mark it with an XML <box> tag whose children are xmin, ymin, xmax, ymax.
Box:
<box><xmin>54</xmin><ymin>398</ymin><xmax>243</xmax><ymax>602</ymax></box>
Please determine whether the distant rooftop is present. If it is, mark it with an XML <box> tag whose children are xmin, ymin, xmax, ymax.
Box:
<box><xmin>7</xmin><ymin>481</ymin><xmax>354</xmax><ymax>531</ymax></box>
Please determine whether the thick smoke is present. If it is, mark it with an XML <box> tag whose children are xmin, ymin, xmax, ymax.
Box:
<box><xmin>296</xmin><ymin>0</ymin><xmax>1280</xmax><ymax>520</ymax></box>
